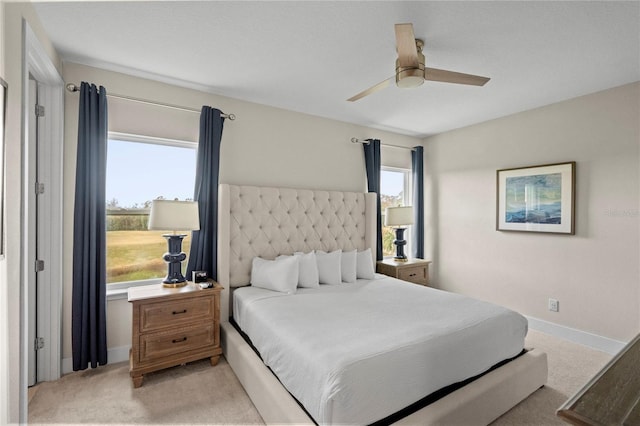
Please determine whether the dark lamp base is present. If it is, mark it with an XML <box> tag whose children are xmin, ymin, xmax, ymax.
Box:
<box><xmin>393</xmin><ymin>227</ymin><xmax>408</xmax><ymax>263</ymax></box>
<box><xmin>162</xmin><ymin>234</ymin><xmax>188</xmax><ymax>286</ymax></box>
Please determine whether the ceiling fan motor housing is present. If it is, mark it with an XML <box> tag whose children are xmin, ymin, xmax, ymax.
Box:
<box><xmin>395</xmin><ymin>41</ymin><xmax>425</xmax><ymax>88</ymax></box>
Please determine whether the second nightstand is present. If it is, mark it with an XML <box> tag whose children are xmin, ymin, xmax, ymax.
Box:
<box><xmin>376</xmin><ymin>258</ymin><xmax>431</xmax><ymax>286</ymax></box>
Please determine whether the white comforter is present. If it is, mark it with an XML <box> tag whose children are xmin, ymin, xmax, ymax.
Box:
<box><xmin>233</xmin><ymin>275</ymin><xmax>527</xmax><ymax>425</ymax></box>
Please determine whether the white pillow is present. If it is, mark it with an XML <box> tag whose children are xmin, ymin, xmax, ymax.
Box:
<box><xmin>250</xmin><ymin>256</ymin><xmax>299</xmax><ymax>294</ymax></box>
<box><xmin>341</xmin><ymin>250</ymin><xmax>357</xmax><ymax>283</ymax></box>
<box><xmin>315</xmin><ymin>250</ymin><xmax>342</xmax><ymax>285</ymax></box>
<box><xmin>277</xmin><ymin>252</ymin><xmax>320</xmax><ymax>288</ymax></box>
<box><xmin>293</xmin><ymin>251</ymin><xmax>320</xmax><ymax>288</ymax></box>
<box><xmin>356</xmin><ymin>248</ymin><xmax>376</xmax><ymax>280</ymax></box>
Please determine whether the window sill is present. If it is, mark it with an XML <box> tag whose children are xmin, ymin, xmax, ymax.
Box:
<box><xmin>106</xmin><ymin>287</ymin><xmax>129</xmax><ymax>301</ymax></box>
<box><xmin>106</xmin><ymin>278</ymin><xmax>164</xmax><ymax>301</ymax></box>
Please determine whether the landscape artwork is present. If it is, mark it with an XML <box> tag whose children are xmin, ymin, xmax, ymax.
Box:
<box><xmin>497</xmin><ymin>162</ymin><xmax>575</xmax><ymax>234</ymax></box>
<box><xmin>504</xmin><ymin>173</ymin><xmax>562</xmax><ymax>224</ymax></box>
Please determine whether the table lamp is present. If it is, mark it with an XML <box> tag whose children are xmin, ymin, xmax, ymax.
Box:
<box><xmin>384</xmin><ymin>206</ymin><xmax>414</xmax><ymax>262</ymax></box>
<box><xmin>148</xmin><ymin>199</ymin><xmax>200</xmax><ymax>287</ymax></box>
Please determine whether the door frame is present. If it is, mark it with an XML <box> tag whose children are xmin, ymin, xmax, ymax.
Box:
<box><xmin>26</xmin><ymin>77</ymin><xmax>37</xmax><ymax>387</ymax></box>
<box><xmin>19</xmin><ymin>20</ymin><xmax>64</xmax><ymax>420</ymax></box>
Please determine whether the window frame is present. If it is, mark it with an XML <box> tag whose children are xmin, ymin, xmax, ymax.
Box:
<box><xmin>380</xmin><ymin>166</ymin><xmax>413</xmax><ymax>259</ymax></box>
<box><xmin>105</xmin><ymin>132</ymin><xmax>198</xmax><ymax>298</ymax></box>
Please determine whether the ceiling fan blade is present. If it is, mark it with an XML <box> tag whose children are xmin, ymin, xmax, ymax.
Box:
<box><xmin>347</xmin><ymin>77</ymin><xmax>393</xmax><ymax>102</ymax></box>
<box><xmin>424</xmin><ymin>67</ymin><xmax>490</xmax><ymax>86</ymax></box>
<box><xmin>395</xmin><ymin>23</ymin><xmax>419</xmax><ymax>68</ymax></box>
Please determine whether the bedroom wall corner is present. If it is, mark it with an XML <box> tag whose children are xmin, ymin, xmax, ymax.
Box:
<box><xmin>424</xmin><ymin>82</ymin><xmax>640</xmax><ymax>344</ymax></box>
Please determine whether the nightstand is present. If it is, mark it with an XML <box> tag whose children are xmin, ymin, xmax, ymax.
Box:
<box><xmin>128</xmin><ymin>281</ymin><xmax>223</xmax><ymax>388</ymax></box>
<box><xmin>376</xmin><ymin>258</ymin><xmax>431</xmax><ymax>286</ymax></box>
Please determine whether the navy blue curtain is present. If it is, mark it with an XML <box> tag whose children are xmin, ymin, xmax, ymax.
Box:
<box><xmin>72</xmin><ymin>82</ymin><xmax>108</xmax><ymax>371</ymax></box>
<box><xmin>186</xmin><ymin>106</ymin><xmax>225</xmax><ymax>281</ymax></box>
<box><xmin>363</xmin><ymin>139</ymin><xmax>383</xmax><ymax>261</ymax></box>
<box><xmin>411</xmin><ymin>146</ymin><xmax>425</xmax><ymax>259</ymax></box>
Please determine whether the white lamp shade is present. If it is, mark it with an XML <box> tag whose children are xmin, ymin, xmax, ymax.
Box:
<box><xmin>384</xmin><ymin>206</ymin><xmax>414</xmax><ymax>227</ymax></box>
<box><xmin>148</xmin><ymin>200</ymin><xmax>200</xmax><ymax>231</ymax></box>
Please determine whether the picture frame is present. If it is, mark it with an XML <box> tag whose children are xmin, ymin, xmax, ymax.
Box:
<box><xmin>496</xmin><ymin>162</ymin><xmax>575</xmax><ymax>234</ymax></box>
<box><xmin>0</xmin><ymin>78</ymin><xmax>6</xmax><ymax>257</ymax></box>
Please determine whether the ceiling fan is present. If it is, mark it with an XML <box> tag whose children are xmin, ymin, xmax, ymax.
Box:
<box><xmin>347</xmin><ymin>23</ymin><xmax>490</xmax><ymax>102</ymax></box>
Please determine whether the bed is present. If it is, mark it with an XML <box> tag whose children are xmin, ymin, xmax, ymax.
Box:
<box><xmin>217</xmin><ymin>184</ymin><xmax>548</xmax><ymax>425</ymax></box>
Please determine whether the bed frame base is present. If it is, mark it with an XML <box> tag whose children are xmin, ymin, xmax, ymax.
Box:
<box><xmin>221</xmin><ymin>321</ymin><xmax>548</xmax><ymax>425</ymax></box>
<box><xmin>222</xmin><ymin>321</ymin><xmax>313</xmax><ymax>424</ymax></box>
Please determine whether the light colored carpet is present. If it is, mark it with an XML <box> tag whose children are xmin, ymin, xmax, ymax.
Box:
<box><xmin>28</xmin><ymin>357</ymin><xmax>263</xmax><ymax>425</ymax></box>
<box><xmin>492</xmin><ymin>330</ymin><xmax>610</xmax><ymax>425</ymax></box>
<box><xmin>29</xmin><ymin>330</ymin><xmax>611</xmax><ymax>425</ymax></box>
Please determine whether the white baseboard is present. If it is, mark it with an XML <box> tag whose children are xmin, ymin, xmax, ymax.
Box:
<box><xmin>61</xmin><ymin>345</ymin><xmax>131</xmax><ymax>375</ymax></box>
<box><xmin>525</xmin><ymin>316</ymin><xmax>626</xmax><ymax>355</ymax></box>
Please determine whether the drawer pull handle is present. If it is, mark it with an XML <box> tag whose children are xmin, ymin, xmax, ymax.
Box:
<box><xmin>172</xmin><ymin>309</ymin><xmax>187</xmax><ymax>315</ymax></box>
<box><xmin>409</xmin><ymin>273</ymin><xmax>417</xmax><ymax>277</ymax></box>
<box><xmin>172</xmin><ymin>337</ymin><xmax>187</xmax><ymax>344</ymax></box>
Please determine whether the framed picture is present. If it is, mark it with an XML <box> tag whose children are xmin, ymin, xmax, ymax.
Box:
<box><xmin>0</xmin><ymin>78</ymin><xmax>6</xmax><ymax>257</ymax></box>
<box><xmin>496</xmin><ymin>162</ymin><xmax>576</xmax><ymax>234</ymax></box>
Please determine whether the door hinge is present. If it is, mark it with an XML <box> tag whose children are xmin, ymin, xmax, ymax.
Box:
<box><xmin>35</xmin><ymin>104</ymin><xmax>45</xmax><ymax>117</ymax></box>
<box><xmin>34</xmin><ymin>337</ymin><xmax>45</xmax><ymax>351</ymax></box>
<box><xmin>35</xmin><ymin>259</ymin><xmax>45</xmax><ymax>272</ymax></box>
<box><xmin>35</xmin><ymin>182</ymin><xmax>45</xmax><ymax>195</ymax></box>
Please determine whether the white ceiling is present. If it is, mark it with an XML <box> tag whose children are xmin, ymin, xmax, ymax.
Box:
<box><xmin>33</xmin><ymin>1</ymin><xmax>640</xmax><ymax>138</ymax></box>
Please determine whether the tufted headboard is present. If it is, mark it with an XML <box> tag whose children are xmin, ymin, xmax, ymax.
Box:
<box><xmin>217</xmin><ymin>184</ymin><xmax>377</xmax><ymax>320</ymax></box>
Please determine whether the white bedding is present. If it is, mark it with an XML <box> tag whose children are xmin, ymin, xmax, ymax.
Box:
<box><xmin>233</xmin><ymin>275</ymin><xmax>527</xmax><ymax>425</ymax></box>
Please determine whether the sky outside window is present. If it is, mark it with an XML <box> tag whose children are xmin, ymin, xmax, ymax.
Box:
<box><xmin>380</xmin><ymin>170</ymin><xmax>405</xmax><ymax>198</ymax></box>
<box><xmin>106</xmin><ymin>139</ymin><xmax>197</xmax><ymax>207</ymax></box>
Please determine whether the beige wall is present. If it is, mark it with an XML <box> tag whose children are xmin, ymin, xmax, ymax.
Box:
<box><xmin>424</xmin><ymin>82</ymin><xmax>640</xmax><ymax>342</ymax></box>
<box><xmin>61</xmin><ymin>62</ymin><xmax>421</xmax><ymax>359</ymax></box>
<box><xmin>3</xmin><ymin>2</ymin><xmax>62</xmax><ymax>422</ymax></box>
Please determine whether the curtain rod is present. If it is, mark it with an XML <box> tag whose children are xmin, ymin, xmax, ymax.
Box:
<box><xmin>350</xmin><ymin>137</ymin><xmax>416</xmax><ymax>151</ymax></box>
<box><xmin>65</xmin><ymin>83</ymin><xmax>236</xmax><ymax>120</ymax></box>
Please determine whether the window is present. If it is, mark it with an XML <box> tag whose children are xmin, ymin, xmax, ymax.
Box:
<box><xmin>106</xmin><ymin>133</ymin><xmax>197</xmax><ymax>288</ymax></box>
<box><xmin>380</xmin><ymin>167</ymin><xmax>412</xmax><ymax>258</ymax></box>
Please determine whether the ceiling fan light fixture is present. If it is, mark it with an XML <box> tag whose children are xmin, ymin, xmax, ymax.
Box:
<box><xmin>396</xmin><ymin>69</ymin><xmax>425</xmax><ymax>88</ymax></box>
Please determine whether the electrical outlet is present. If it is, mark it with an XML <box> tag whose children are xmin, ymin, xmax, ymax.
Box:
<box><xmin>548</xmin><ymin>298</ymin><xmax>559</xmax><ymax>312</ymax></box>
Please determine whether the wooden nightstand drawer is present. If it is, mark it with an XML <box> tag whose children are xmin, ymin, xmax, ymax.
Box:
<box><xmin>139</xmin><ymin>322</ymin><xmax>215</xmax><ymax>363</ymax></box>
<box><xmin>140</xmin><ymin>297</ymin><xmax>214</xmax><ymax>333</ymax></box>
<box><xmin>397</xmin><ymin>266</ymin><xmax>428</xmax><ymax>285</ymax></box>
<box><xmin>377</xmin><ymin>258</ymin><xmax>432</xmax><ymax>286</ymax></box>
